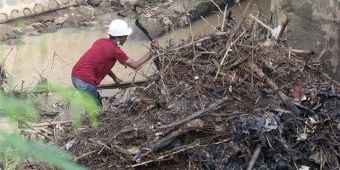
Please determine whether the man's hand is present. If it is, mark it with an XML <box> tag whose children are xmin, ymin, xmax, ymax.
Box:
<box><xmin>150</xmin><ymin>40</ymin><xmax>159</xmax><ymax>50</ymax></box>
<box><xmin>150</xmin><ymin>40</ymin><xmax>160</xmax><ymax>54</ymax></box>
<box><xmin>122</xmin><ymin>40</ymin><xmax>160</xmax><ymax>70</ymax></box>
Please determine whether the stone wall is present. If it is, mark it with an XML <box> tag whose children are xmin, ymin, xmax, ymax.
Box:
<box><xmin>0</xmin><ymin>0</ymin><xmax>86</xmax><ymax>23</ymax></box>
<box><xmin>271</xmin><ymin>0</ymin><xmax>340</xmax><ymax>81</ymax></box>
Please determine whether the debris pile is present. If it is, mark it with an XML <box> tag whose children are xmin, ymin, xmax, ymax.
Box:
<box><xmin>21</xmin><ymin>2</ymin><xmax>340</xmax><ymax>170</ymax></box>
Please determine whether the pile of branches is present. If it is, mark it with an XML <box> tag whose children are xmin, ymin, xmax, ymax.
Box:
<box><xmin>49</xmin><ymin>2</ymin><xmax>340</xmax><ymax>170</ymax></box>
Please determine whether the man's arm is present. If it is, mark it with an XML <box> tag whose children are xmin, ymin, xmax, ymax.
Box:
<box><xmin>123</xmin><ymin>50</ymin><xmax>152</xmax><ymax>70</ymax></box>
<box><xmin>123</xmin><ymin>40</ymin><xmax>159</xmax><ymax>70</ymax></box>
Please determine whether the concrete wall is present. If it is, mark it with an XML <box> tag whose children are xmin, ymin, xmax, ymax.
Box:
<box><xmin>271</xmin><ymin>0</ymin><xmax>340</xmax><ymax>81</ymax></box>
<box><xmin>0</xmin><ymin>0</ymin><xmax>86</xmax><ymax>23</ymax></box>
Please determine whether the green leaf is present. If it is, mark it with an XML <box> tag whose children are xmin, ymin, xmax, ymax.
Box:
<box><xmin>34</xmin><ymin>82</ymin><xmax>100</xmax><ymax>128</ymax></box>
<box><xmin>0</xmin><ymin>133</ymin><xmax>89</xmax><ymax>170</ymax></box>
<box><xmin>0</xmin><ymin>82</ymin><xmax>98</xmax><ymax>170</ymax></box>
<box><xmin>0</xmin><ymin>92</ymin><xmax>37</xmax><ymax>123</ymax></box>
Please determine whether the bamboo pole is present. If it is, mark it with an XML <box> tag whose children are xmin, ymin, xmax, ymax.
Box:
<box><xmin>97</xmin><ymin>80</ymin><xmax>148</xmax><ymax>89</ymax></box>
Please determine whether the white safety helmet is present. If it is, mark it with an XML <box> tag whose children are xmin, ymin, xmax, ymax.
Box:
<box><xmin>107</xmin><ymin>19</ymin><xmax>133</xmax><ymax>36</ymax></box>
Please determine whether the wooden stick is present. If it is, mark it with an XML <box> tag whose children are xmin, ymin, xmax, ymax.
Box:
<box><xmin>89</xmin><ymin>138</ymin><xmax>132</xmax><ymax>159</ymax></box>
<box><xmin>129</xmin><ymin>139</ymin><xmax>231</xmax><ymax>168</ymax></box>
<box><xmin>214</xmin><ymin>1</ymin><xmax>252</xmax><ymax>80</ymax></box>
<box><xmin>248</xmin><ymin>62</ymin><xmax>301</xmax><ymax>116</ymax></box>
<box><xmin>210</xmin><ymin>0</ymin><xmax>224</xmax><ymax>14</ymax></box>
<box><xmin>128</xmin><ymin>143</ymin><xmax>199</xmax><ymax>168</ymax></box>
<box><xmin>151</xmin><ymin>127</ymin><xmax>189</xmax><ymax>152</ymax></box>
<box><xmin>214</xmin><ymin>29</ymin><xmax>246</xmax><ymax>81</ymax></box>
<box><xmin>153</xmin><ymin>37</ymin><xmax>211</xmax><ymax>57</ymax></box>
<box><xmin>159</xmin><ymin>96</ymin><xmax>229</xmax><ymax>129</ymax></box>
<box><xmin>221</xmin><ymin>4</ymin><xmax>228</xmax><ymax>31</ymax></box>
<box><xmin>228</xmin><ymin>1</ymin><xmax>252</xmax><ymax>41</ymax></box>
<box><xmin>288</xmin><ymin>48</ymin><xmax>315</xmax><ymax>55</ymax></box>
<box><xmin>321</xmin><ymin>72</ymin><xmax>340</xmax><ymax>88</ymax></box>
<box><xmin>97</xmin><ymin>80</ymin><xmax>147</xmax><ymax>90</ymax></box>
<box><xmin>201</xmin><ymin>16</ymin><xmax>219</xmax><ymax>31</ymax></box>
<box><xmin>247</xmin><ymin>144</ymin><xmax>262</xmax><ymax>170</ymax></box>
<box><xmin>151</xmin><ymin>119</ymin><xmax>204</xmax><ymax>152</ymax></box>
<box><xmin>292</xmin><ymin>101</ymin><xmax>314</xmax><ymax>114</ymax></box>
<box><xmin>1</xmin><ymin>47</ymin><xmax>13</xmax><ymax>64</ymax></box>
<box><xmin>74</xmin><ymin>150</ymin><xmax>98</xmax><ymax>161</ymax></box>
<box><xmin>31</xmin><ymin>120</ymin><xmax>72</xmax><ymax>127</ymax></box>
<box><xmin>249</xmin><ymin>14</ymin><xmax>273</xmax><ymax>32</ymax></box>
<box><xmin>141</xmin><ymin>37</ymin><xmax>211</xmax><ymax>68</ymax></box>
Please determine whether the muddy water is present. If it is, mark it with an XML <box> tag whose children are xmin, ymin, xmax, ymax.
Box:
<box><xmin>0</xmin><ymin>0</ymin><xmax>270</xmax><ymax>93</ymax></box>
<box><xmin>0</xmin><ymin>27</ymin><xmax>154</xmax><ymax>88</ymax></box>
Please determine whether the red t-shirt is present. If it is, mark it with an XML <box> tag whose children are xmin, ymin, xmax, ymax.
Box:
<box><xmin>72</xmin><ymin>38</ymin><xmax>129</xmax><ymax>86</ymax></box>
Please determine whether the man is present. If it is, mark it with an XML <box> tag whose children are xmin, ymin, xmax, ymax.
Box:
<box><xmin>71</xmin><ymin>19</ymin><xmax>159</xmax><ymax>106</ymax></box>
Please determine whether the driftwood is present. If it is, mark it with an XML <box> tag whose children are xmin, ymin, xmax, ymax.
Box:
<box><xmin>8</xmin><ymin>80</ymin><xmax>148</xmax><ymax>94</ymax></box>
<box><xmin>247</xmin><ymin>144</ymin><xmax>262</xmax><ymax>170</ymax></box>
<box><xmin>288</xmin><ymin>48</ymin><xmax>315</xmax><ymax>55</ymax></box>
<box><xmin>130</xmin><ymin>138</ymin><xmax>232</xmax><ymax>168</ymax></box>
<box><xmin>249</xmin><ymin>14</ymin><xmax>273</xmax><ymax>32</ymax></box>
<box><xmin>159</xmin><ymin>96</ymin><xmax>229</xmax><ymax>129</ymax></box>
<box><xmin>97</xmin><ymin>80</ymin><xmax>148</xmax><ymax>90</ymax></box>
<box><xmin>248</xmin><ymin>62</ymin><xmax>301</xmax><ymax>115</ymax></box>
<box><xmin>128</xmin><ymin>143</ymin><xmax>200</xmax><ymax>168</ymax></box>
<box><xmin>151</xmin><ymin>129</ymin><xmax>186</xmax><ymax>152</ymax></box>
<box><xmin>151</xmin><ymin>119</ymin><xmax>205</xmax><ymax>152</ymax></box>
<box><xmin>88</xmin><ymin>138</ymin><xmax>132</xmax><ymax>159</ymax></box>
<box><xmin>31</xmin><ymin>120</ymin><xmax>73</xmax><ymax>127</ymax></box>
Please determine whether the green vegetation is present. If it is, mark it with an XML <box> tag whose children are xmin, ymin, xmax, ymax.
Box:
<box><xmin>0</xmin><ymin>82</ymin><xmax>100</xmax><ymax>170</ymax></box>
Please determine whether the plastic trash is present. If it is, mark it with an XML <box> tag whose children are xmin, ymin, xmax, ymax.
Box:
<box><xmin>271</xmin><ymin>25</ymin><xmax>281</xmax><ymax>39</ymax></box>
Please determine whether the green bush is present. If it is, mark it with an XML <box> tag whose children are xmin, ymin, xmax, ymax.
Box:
<box><xmin>0</xmin><ymin>82</ymin><xmax>100</xmax><ymax>170</ymax></box>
